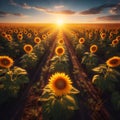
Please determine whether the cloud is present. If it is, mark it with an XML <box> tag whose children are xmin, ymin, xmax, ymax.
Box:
<box><xmin>80</xmin><ymin>3</ymin><xmax>116</xmax><ymax>15</ymax></box>
<box><xmin>33</xmin><ymin>6</ymin><xmax>76</xmax><ymax>15</ymax></box>
<box><xmin>32</xmin><ymin>6</ymin><xmax>49</xmax><ymax>12</ymax></box>
<box><xmin>0</xmin><ymin>10</ymin><xmax>27</xmax><ymax>17</ymax></box>
<box><xmin>54</xmin><ymin>5</ymin><xmax>64</xmax><ymax>9</ymax></box>
<box><xmin>97</xmin><ymin>15</ymin><xmax>120</xmax><ymax>21</ymax></box>
<box><xmin>48</xmin><ymin>10</ymin><xmax>76</xmax><ymax>15</ymax></box>
<box><xmin>10</xmin><ymin>0</ymin><xmax>76</xmax><ymax>15</ymax></box>
<box><xmin>0</xmin><ymin>11</ymin><xmax>9</xmax><ymax>17</ymax></box>
<box><xmin>110</xmin><ymin>3</ymin><xmax>120</xmax><ymax>14</ymax></box>
<box><xmin>10</xmin><ymin>0</ymin><xmax>31</xmax><ymax>9</ymax></box>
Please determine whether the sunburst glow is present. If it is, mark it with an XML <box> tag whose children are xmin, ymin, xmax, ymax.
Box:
<box><xmin>56</xmin><ymin>19</ymin><xmax>64</xmax><ymax>26</ymax></box>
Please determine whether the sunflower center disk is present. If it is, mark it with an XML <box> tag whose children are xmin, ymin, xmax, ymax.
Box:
<box><xmin>1</xmin><ymin>59</ymin><xmax>10</xmax><ymax>65</ymax></box>
<box><xmin>92</xmin><ymin>47</ymin><xmax>96</xmax><ymax>51</ymax></box>
<box><xmin>55</xmin><ymin>79</ymin><xmax>66</xmax><ymax>90</ymax></box>
<box><xmin>57</xmin><ymin>48</ymin><xmax>63</xmax><ymax>54</ymax></box>
<box><xmin>26</xmin><ymin>47</ymin><xmax>31</xmax><ymax>51</ymax></box>
<box><xmin>110</xmin><ymin>59</ymin><xmax>119</xmax><ymax>65</ymax></box>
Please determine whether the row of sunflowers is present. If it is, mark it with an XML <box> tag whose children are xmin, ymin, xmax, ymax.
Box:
<box><xmin>39</xmin><ymin>31</ymin><xmax>80</xmax><ymax>120</ymax></box>
<box><xmin>0</xmin><ymin>24</ymin><xmax>56</xmax><ymax>105</ymax></box>
<box><xmin>64</xmin><ymin>24</ymin><xmax>120</xmax><ymax>112</ymax></box>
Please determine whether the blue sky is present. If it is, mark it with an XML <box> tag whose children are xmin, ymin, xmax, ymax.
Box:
<box><xmin>0</xmin><ymin>0</ymin><xmax>120</xmax><ymax>23</ymax></box>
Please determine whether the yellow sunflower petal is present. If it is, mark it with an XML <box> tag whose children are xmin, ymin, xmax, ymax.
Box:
<box><xmin>48</xmin><ymin>73</ymin><xmax>72</xmax><ymax>96</ymax></box>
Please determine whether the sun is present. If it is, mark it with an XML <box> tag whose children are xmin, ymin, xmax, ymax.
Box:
<box><xmin>56</xmin><ymin>19</ymin><xmax>64</xmax><ymax>26</ymax></box>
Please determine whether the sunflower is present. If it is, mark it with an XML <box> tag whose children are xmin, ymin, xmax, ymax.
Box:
<box><xmin>106</xmin><ymin>56</ymin><xmax>120</xmax><ymax>67</ymax></box>
<box><xmin>79</xmin><ymin>37</ymin><xmax>85</xmax><ymax>44</ymax></box>
<box><xmin>0</xmin><ymin>56</ymin><xmax>14</xmax><ymax>68</ymax></box>
<box><xmin>109</xmin><ymin>35</ymin><xmax>113</xmax><ymax>40</ymax></box>
<box><xmin>48</xmin><ymin>73</ymin><xmax>72</xmax><ymax>96</ymax></box>
<box><xmin>24</xmin><ymin>30</ymin><xmax>27</xmax><ymax>34</ymax></box>
<box><xmin>55</xmin><ymin>46</ymin><xmax>65</xmax><ymax>56</ymax></box>
<box><xmin>110</xmin><ymin>32</ymin><xmax>114</xmax><ymax>36</ymax></box>
<box><xmin>100</xmin><ymin>33</ymin><xmax>106</xmax><ymax>40</ymax></box>
<box><xmin>42</xmin><ymin>34</ymin><xmax>47</xmax><ymax>40</ymax></box>
<box><xmin>112</xmin><ymin>39</ymin><xmax>119</xmax><ymax>45</ymax></box>
<box><xmin>58</xmin><ymin>39</ymin><xmax>64</xmax><ymax>44</ymax></box>
<box><xmin>8</xmin><ymin>30</ymin><xmax>13</xmax><ymax>34</ymax></box>
<box><xmin>47</xmin><ymin>32</ymin><xmax>51</xmax><ymax>36</ymax></box>
<box><xmin>27</xmin><ymin>33</ymin><xmax>32</xmax><ymax>38</ymax></box>
<box><xmin>89</xmin><ymin>33</ymin><xmax>93</xmax><ymax>39</ymax></box>
<box><xmin>34</xmin><ymin>31</ymin><xmax>38</xmax><ymax>36</ymax></box>
<box><xmin>6</xmin><ymin>34</ymin><xmax>13</xmax><ymax>42</ymax></box>
<box><xmin>90</xmin><ymin>45</ymin><xmax>98</xmax><ymax>53</ymax></box>
<box><xmin>14</xmin><ymin>29</ymin><xmax>18</xmax><ymax>33</ymax></box>
<box><xmin>34</xmin><ymin>37</ymin><xmax>41</xmax><ymax>44</ymax></box>
<box><xmin>1</xmin><ymin>32</ymin><xmax>7</xmax><ymax>38</ymax></box>
<box><xmin>23</xmin><ymin>44</ymin><xmax>33</xmax><ymax>54</ymax></box>
<box><xmin>116</xmin><ymin>36</ymin><xmax>120</xmax><ymax>41</ymax></box>
<box><xmin>17</xmin><ymin>33</ymin><xmax>23</xmax><ymax>40</ymax></box>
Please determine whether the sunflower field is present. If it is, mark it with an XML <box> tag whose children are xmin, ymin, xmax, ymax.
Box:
<box><xmin>0</xmin><ymin>23</ymin><xmax>120</xmax><ymax>120</ymax></box>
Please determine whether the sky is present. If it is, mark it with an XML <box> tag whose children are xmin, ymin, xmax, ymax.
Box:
<box><xmin>0</xmin><ymin>0</ymin><xmax>120</xmax><ymax>23</ymax></box>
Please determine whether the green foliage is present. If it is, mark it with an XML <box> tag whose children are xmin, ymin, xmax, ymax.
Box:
<box><xmin>82</xmin><ymin>52</ymin><xmax>99</xmax><ymax>71</ymax></box>
<box><xmin>0</xmin><ymin>66</ymin><xmax>29</xmax><ymax>104</ymax></box>
<box><xmin>33</xmin><ymin>43</ymin><xmax>45</xmax><ymax>58</ymax></box>
<box><xmin>111</xmin><ymin>91</ymin><xmax>120</xmax><ymax>110</ymax></box>
<box><xmin>39</xmin><ymin>85</ymin><xmax>79</xmax><ymax>120</ymax></box>
<box><xmin>92</xmin><ymin>64</ymin><xmax>120</xmax><ymax>92</ymax></box>
<box><xmin>20</xmin><ymin>52</ymin><xmax>38</xmax><ymax>69</ymax></box>
<box><xmin>92</xmin><ymin>64</ymin><xmax>120</xmax><ymax>110</ymax></box>
<box><xmin>49</xmin><ymin>54</ymin><xmax>70</xmax><ymax>74</ymax></box>
<box><xmin>75</xmin><ymin>43</ymin><xmax>86</xmax><ymax>57</ymax></box>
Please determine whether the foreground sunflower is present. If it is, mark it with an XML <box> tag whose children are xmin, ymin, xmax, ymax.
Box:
<box><xmin>0</xmin><ymin>56</ymin><xmax>14</xmax><ymax>68</ymax></box>
<box><xmin>23</xmin><ymin>44</ymin><xmax>33</xmax><ymax>54</ymax></box>
<box><xmin>106</xmin><ymin>56</ymin><xmax>120</xmax><ymax>67</ymax></box>
<box><xmin>34</xmin><ymin>37</ymin><xmax>41</xmax><ymax>44</ymax></box>
<box><xmin>48</xmin><ymin>73</ymin><xmax>72</xmax><ymax>96</ymax></box>
<box><xmin>79</xmin><ymin>37</ymin><xmax>85</xmax><ymax>44</ymax></box>
<box><xmin>90</xmin><ymin>45</ymin><xmax>98</xmax><ymax>53</ymax></box>
<box><xmin>55</xmin><ymin>46</ymin><xmax>65</xmax><ymax>56</ymax></box>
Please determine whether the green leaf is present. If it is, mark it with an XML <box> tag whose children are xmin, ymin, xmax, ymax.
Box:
<box><xmin>64</xmin><ymin>95</ymin><xmax>79</xmax><ymax>110</ymax></box>
<box><xmin>50</xmin><ymin>56</ymin><xmax>59</xmax><ymax>62</ymax></box>
<box><xmin>0</xmin><ymin>69</ymin><xmax>7</xmax><ymax>75</ymax></box>
<box><xmin>109</xmin><ymin>68</ymin><xmax>120</xmax><ymax>76</ymax></box>
<box><xmin>70</xmin><ymin>87</ymin><xmax>80</xmax><ymax>94</ymax></box>
<box><xmin>13</xmin><ymin>66</ymin><xmax>27</xmax><ymax>75</ymax></box>
<box><xmin>92</xmin><ymin>74</ymin><xmax>100</xmax><ymax>83</ymax></box>
<box><xmin>92</xmin><ymin>64</ymin><xmax>107</xmax><ymax>73</ymax></box>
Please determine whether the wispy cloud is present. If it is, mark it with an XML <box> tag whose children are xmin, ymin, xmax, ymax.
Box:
<box><xmin>10</xmin><ymin>0</ymin><xmax>76</xmax><ymax>15</ymax></box>
<box><xmin>109</xmin><ymin>3</ymin><xmax>120</xmax><ymax>15</ymax></box>
<box><xmin>48</xmin><ymin>10</ymin><xmax>76</xmax><ymax>15</ymax></box>
<box><xmin>0</xmin><ymin>10</ymin><xmax>28</xmax><ymax>17</ymax></box>
<box><xmin>80</xmin><ymin>3</ymin><xmax>116</xmax><ymax>15</ymax></box>
<box><xmin>54</xmin><ymin>5</ymin><xmax>64</xmax><ymax>9</ymax></box>
<box><xmin>32</xmin><ymin>6</ymin><xmax>50</xmax><ymax>12</ymax></box>
<box><xmin>10</xmin><ymin>0</ymin><xmax>31</xmax><ymax>9</ymax></box>
<box><xmin>97</xmin><ymin>15</ymin><xmax>120</xmax><ymax>21</ymax></box>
